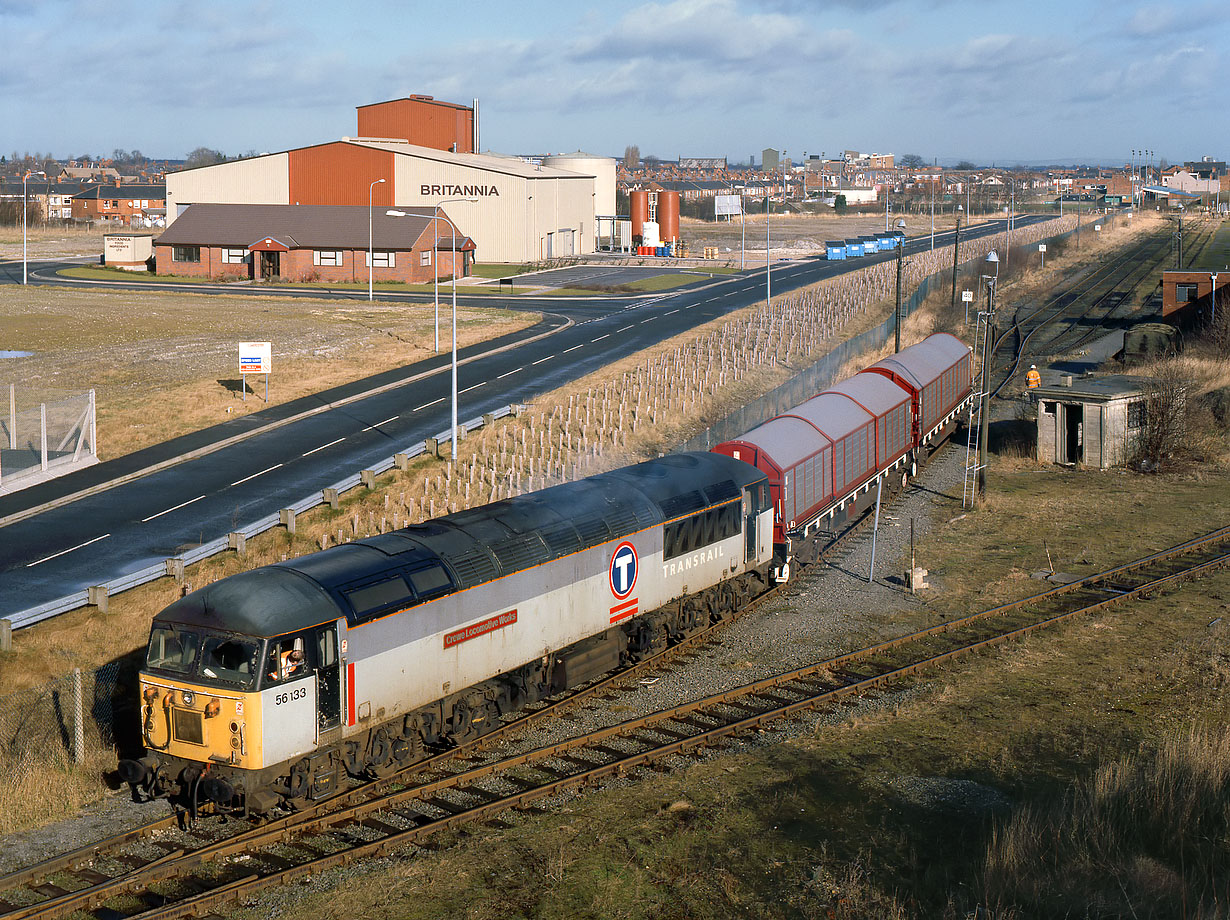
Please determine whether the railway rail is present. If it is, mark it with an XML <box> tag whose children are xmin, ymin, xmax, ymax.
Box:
<box><xmin>988</xmin><ymin>217</ymin><xmax>1218</xmax><ymax>398</ymax></box>
<box><xmin>3</xmin><ymin>521</ymin><xmax>1228</xmax><ymax>920</ymax></box>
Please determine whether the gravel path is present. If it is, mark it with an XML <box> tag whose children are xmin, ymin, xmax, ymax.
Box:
<box><xmin>0</xmin><ymin>443</ymin><xmax>969</xmax><ymax>883</ymax></box>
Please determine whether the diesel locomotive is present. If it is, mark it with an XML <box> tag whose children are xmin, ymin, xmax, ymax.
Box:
<box><xmin>118</xmin><ymin>333</ymin><xmax>971</xmax><ymax>815</ymax></box>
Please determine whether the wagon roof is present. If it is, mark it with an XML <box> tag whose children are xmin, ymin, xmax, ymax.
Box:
<box><xmin>782</xmin><ymin>391</ymin><xmax>872</xmax><ymax>441</ymax></box>
<box><xmin>866</xmin><ymin>333</ymin><xmax>970</xmax><ymax>391</ymax></box>
<box><xmin>729</xmin><ymin>416</ymin><xmax>831</xmax><ymax>470</ymax></box>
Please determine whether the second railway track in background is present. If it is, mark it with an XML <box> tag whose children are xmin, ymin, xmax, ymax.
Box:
<box><xmin>4</xmin><ymin>522</ymin><xmax>1229</xmax><ymax>920</ymax></box>
<box><xmin>989</xmin><ymin>218</ymin><xmax>1217</xmax><ymax>397</ymax></box>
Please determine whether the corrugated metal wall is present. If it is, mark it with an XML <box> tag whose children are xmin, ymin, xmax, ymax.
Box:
<box><xmin>165</xmin><ymin>154</ymin><xmax>290</xmax><ymax>225</ymax></box>
<box><xmin>358</xmin><ymin>99</ymin><xmax>474</xmax><ymax>153</ymax></box>
<box><xmin>288</xmin><ymin>145</ymin><xmax>396</xmax><ymax>207</ymax></box>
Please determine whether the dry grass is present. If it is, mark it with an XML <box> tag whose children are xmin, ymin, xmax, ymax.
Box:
<box><xmin>0</xmin><ymin>226</ymin><xmax>103</xmax><ymax>259</ymax></box>
<box><xmin>984</xmin><ymin>727</ymin><xmax>1230</xmax><ymax>917</ymax></box>
<box><xmin>0</xmin><ymin>286</ymin><xmax>536</xmax><ymax>458</ymax></box>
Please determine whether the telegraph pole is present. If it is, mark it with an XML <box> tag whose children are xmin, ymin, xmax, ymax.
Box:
<box><xmin>977</xmin><ymin>283</ymin><xmax>995</xmax><ymax>497</ymax></box>
<box><xmin>950</xmin><ymin>213</ymin><xmax>961</xmax><ymax>316</ymax></box>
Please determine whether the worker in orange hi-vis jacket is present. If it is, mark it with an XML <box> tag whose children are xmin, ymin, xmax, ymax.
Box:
<box><xmin>1026</xmin><ymin>365</ymin><xmax>1041</xmax><ymax>390</ymax></box>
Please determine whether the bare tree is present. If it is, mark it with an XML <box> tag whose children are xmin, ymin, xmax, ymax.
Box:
<box><xmin>623</xmin><ymin>145</ymin><xmax>640</xmax><ymax>170</ymax></box>
<box><xmin>1131</xmin><ymin>357</ymin><xmax>1190</xmax><ymax>471</ymax></box>
<box><xmin>1205</xmin><ymin>287</ymin><xmax>1230</xmax><ymax>358</ymax></box>
<box><xmin>899</xmin><ymin>153</ymin><xmax>925</xmax><ymax>169</ymax></box>
<box><xmin>185</xmin><ymin>147</ymin><xmax>226</xmax><ymax>168</ymax></box>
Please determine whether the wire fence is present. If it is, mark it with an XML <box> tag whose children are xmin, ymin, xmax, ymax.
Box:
<box><xmin>0</xmin><ymin>385</ymin><xmax>97</xmax><ymax>490</ymax></box>
<box><xmin>0</xmin><ymin>661</ymin><xmax>136</xmax><ymax>766</ymax></box>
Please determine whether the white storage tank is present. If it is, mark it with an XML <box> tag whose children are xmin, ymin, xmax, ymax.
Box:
<box><xmin>542</xmin><ymin>151</ymin><xmax>617</xmax><ymax>218</ymax></box>
<box><xmin>641</xmin><ymin>220</ymin><xmax>661</xmax><ymax>248</ymax></box>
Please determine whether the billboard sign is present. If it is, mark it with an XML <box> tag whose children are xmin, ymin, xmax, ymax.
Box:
<box><xmin>714</xmin><ymin>195</ymin><xmax>743</xmax><ymax>217</ymax></box>
<box><xmin>239</xmin><ymin>342</ymin><xmax>271</xmax><ymax>374</ymax></box>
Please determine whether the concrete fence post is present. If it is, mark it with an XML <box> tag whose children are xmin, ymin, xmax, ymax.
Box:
<box><xmin>482</xmin><ymin>412</ymin><xmax>495</xmax><ymax>428</ymax></box>
<box><xmin>165</xmin><ymin>558</ymin><xmax>185</xmax><ymax>581</ymax></box>
<box><xmin>393</xmin><ymin>453</ymin><xmax>411</xmax><ymax>471</ymax></box>
<box><xmin>72</xmin><ymin>668</ymin><xmax>84</xmax><ymax>764</ymax></box>
<box><xmin>0</xmin><ymin>619</ymin><xmax>11</xmax><ymax>652</ymax></box>
<box><xmin>426</xmin><ymin>437</ymin><xmax>440</xmax><ymax>457</ymax></box>
<box><xmin>87</xmin><ymin>585</ymin><xmax>108</xmax><ymax>612</ymax></box>
<box><xmin>228</xmin><ymin>532</ymin><xmax>247</xmax><ymax>554</ymax></box>
<box><xmin>279</xmin><ymin>508</ymin><xmax>296</xmax><ymax>534</ymax></box>
<box><xmin>360</xmin><ymin>470</ymin><xmax>376</xmax><ymax>489</ymax></box>
<box><xmin>40</xmin><ymin>403</ymin><xmax>48</xmax><ymax>472</ymax></box>
<box><xmin>322</xmin><ymin>488</ymin><xmax>339</xmax><ymax>509</ymax></box>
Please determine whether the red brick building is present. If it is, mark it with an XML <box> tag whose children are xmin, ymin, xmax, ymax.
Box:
<box><xmin>71</xmin><ymin>184</ymin><xmax>166</xmax><ymax>225</ymax></box>
<box><xmin>1160</xmin><ymin>270</ymin><xmax>1229</xmax><ymax>326</ymax></box>
<box><xmin>153</xmin><ymin>204</ymin><xmax>473</xmax><ymax>283</ymax></box>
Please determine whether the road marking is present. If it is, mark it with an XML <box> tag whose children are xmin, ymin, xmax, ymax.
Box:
<box><xmin>563</xmin><ymin>344</ymin><xmax>584</xmax><ymax>353</ymax></box>
<box><xmin>231</xmin><ymin>463</ymin><xmax>283</xmax><ymax>487</ymax></box>
<box><xmin>141</xmin><ymin>495</ymin><xmax>206</xmax><ymax>523</ymax></box>
<box><xmin>497</xmin><ymin>367</ymin><xmax>523</xmax><ymax>379</ymax></box>
<box><xmin>413</xmin><ymin>397</ymin><xmax>445</xmax><ymax>411</ymax></box>
<box><xmin>664</xmin><ymin>309</ymin><xmax>679</xmax><ymax>316</ymax></box>
<box><xmin>591</xmin><ymin>334</ymin><xmax>609</xmax><ymax>342</ymax></box>
<box><xmin>617</xmin><ymin>325</ymin><xmax>634</xmax><ymax>332</ymax></box>
<box><xmin>27</xmin><ymin>533</ymin><xmax>111</xmax><ymax>567</ymax></box>
<box><xmin>459</xmin><ymin>382</ymin><xmax>486</xmax><ymax>394</ymax></box>
<box><xmin>640</xmin><ymin>317</ymin><xmax>655</xmax><ymax>323</ymax></box>
<box><xmin>361</xmin><ymin>416</ymin><xmax>399</xmax><ymax>431</ymax></box>
<box><xmin>303</xmin><ymin>437</ymin><xmax>346</xmax><ymax>456</ymax></box>
<box><xmin>532</xmin><ymin>355</ymin><xmax>554</xmax><ymax>365</ymax></box>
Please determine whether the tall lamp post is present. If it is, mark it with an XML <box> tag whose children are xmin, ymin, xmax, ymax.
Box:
<box><xmin>430</xmin><ymin>196</ymin><xmax>477</xmax><ymax>354</ymax></box>
<box><xmin>368</xmin><ymin>178</ymin><xmax>386</xmax><ymax>301</ymax></box>
<box><xmin>976</xmin><ymin>250</ymin><xmax>1000</xmax><ymax>498</ymax></box>
<box><xmin>893</xmin><ymin>219</ymin><xmax>907</xmax><ymax>352</ymax></box>
<box><xmin>765</xmin><ymin>185</ymin><xmax>771</xmax><ymax>306</ymax></box>
<box><xmin>22</xmin><ymin>170</ymin><xmax>45</xmax><ymax>286</ymax></box>
<box><xmin>950</xmin><ymin>205</ymin><xmax>963</xmax><ymax>316</ymax></box>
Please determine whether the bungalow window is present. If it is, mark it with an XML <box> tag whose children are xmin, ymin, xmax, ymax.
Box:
<box><xmin>313</xmin><ymin>250</ymin><xmax>343</xmax><ymax>267</ymax></box>
<box><xmin>366</xmin><ymin>251</ymin><xmax>395</xmax><ymax>268</ymax></box>
<box><xmin>420</xmin><ymin>251</ymin><xmax>432</xmax><ymax>266</ymax></box>
<box><xmin>222</xmin><ymin>249</ymin><xmax>248</xmax><ymax>264</ymax></box>
<box><xmin>172</xmin><ymin>245</ymin><xmax>201</xmax><ymax>263</ymax></box>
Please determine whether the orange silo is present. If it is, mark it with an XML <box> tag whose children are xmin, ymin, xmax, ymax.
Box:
<box><xmin>629</xmin><ymin>189</ymin><xmax>649</xmax><ymax>244</ymax></box>
<box><xmin>656</xmin><ymin>190</ymin><xmax>680</xmax><ymax>243</ymax></box>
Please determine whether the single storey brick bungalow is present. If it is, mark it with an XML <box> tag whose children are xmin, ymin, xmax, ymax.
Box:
<box><xmin>153</xmin><ymin>203</ymin><xmax>474</xmax><ymax>283</ymax></box>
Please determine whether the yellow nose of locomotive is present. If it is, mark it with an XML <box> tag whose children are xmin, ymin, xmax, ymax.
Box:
<box><xmin>139</xmin><ymin>677</ymin><xmax>256</xmax><ymax>768</ymax></box>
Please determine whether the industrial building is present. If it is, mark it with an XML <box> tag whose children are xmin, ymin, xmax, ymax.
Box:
<box><xmin>163</xmin><ymin>97</ymin><xmax>616</xmax><ymax>263</ymax></box>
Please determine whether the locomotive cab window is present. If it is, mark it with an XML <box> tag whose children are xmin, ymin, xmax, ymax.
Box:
<box><xmin>664</xmin><ymin>502</ymin><xmax>741</xmax><ymax>560</ymax></box>
<box><xmin>200</xmin><ymin>636</ymin><xmax>259</xmax><ymax>690</ymax></box>
<box><xmin>147</xmin><ymin>626</ymin><xmax>200</xmax><ymax>676</ymax></box>
<box><xmin>264</xmin><ymin>636</ymin><xmax>309</xmax><ymax>686</ymax></box>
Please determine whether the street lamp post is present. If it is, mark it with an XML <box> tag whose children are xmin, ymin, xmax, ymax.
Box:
<box><xmin>977</xmin><ymin>250</ymin><xmax>1000</xmax><ymax>498</ymax></box>
<box><xmin>22</xmin><ymin>170</ymin><xmax>45</xmax><ymax>286</ymax></box>
<box><xmin>765</xmin><ymin>187</ymin><xmax>771</xmax><ymax>306</ymax></box>
<box><xmin>893</xmin><ymin>219</ymin><xmax>907</xmax><ymax>353</ymax></box>
<box><xmin>368</xmin><ymin>178</ymin><xmax>386</xmax><ymax>301</ymax></box>
<box><xmin>431</xmin><ymin>197</ymin><xmax>477</xmax><ymax>354</ymax></box>
<box><xmin>950</xmin><ymin>206</ymin><xmax>962</xmax><ymax>316</ymax></box>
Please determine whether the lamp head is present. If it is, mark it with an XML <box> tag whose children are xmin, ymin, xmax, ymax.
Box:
<box><xmin>385</xmin><ymin>209</ymin><xmax>407</xmax><ymax>217</ymax></box>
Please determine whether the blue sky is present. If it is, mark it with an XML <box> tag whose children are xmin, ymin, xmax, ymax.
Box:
<box><xmin>2</xmin><ymin>0</ymin><xmax>1226</xmax><ymax>166</ymax></box>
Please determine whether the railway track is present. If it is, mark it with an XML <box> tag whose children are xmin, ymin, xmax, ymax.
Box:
<box><xmin>4</xmin><ymin>521</ymin><xmax>1228</xmax><ymax>920</ymax></box>
<box><xmin>987</xmin><ymin>217</ymin><xmax>1218</xmax><ymax>398</ymax></box>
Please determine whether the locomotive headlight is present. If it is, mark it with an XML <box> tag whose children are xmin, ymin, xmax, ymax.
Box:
<box><xmin>204</xmin><ymin>698</ymin><xmax>221</xmax><ymax>718</ymax></box>
<box><xmin>181</xmin><ymin>690</ymin><xmax>195</xmax><ymax>707</ymax></box>
<box><xmin>143</xmin><ymin>686</ymin><xmax>159</xmax><ymax>704</ymax></box>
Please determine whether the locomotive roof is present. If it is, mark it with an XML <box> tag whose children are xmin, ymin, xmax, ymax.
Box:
<box><xmin>152</xmin><ymin>452</ymin><xmax>763</xmax><ymax>636</ymax></box>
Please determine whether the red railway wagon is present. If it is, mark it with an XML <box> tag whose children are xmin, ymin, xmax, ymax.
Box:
<box><xmin>864</xmin><ymin>333</ymin><xmax>972</xmax><ymax>448</ymax></box>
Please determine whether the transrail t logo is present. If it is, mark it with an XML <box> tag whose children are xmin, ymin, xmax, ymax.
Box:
<box><xmin>609</xmin><ymin>541</ymin><xmax>638</xmax><ymax>599</ymax></box>
<box><xmin>421</xmin><ymin>184</ymin><xmax>500</xmax><ymax>197</ymax></box>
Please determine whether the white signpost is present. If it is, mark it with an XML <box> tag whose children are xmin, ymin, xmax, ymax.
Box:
<box><xmin>239</xmin><ymin>342</ymin><xmax>271</xmax><ymax>402</ymax></box>
<box><xmin>1038</xmin><ymin>242</ymin><xmax>1047</xmax><ymax>268</ymax></box>
<box><xmin>961</xmin><ymin>289</ymin><xmax>973</xmax><ymax>323</ymax></box>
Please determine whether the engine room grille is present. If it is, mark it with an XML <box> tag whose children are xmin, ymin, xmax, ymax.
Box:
<box><xmin>445</xmin><ymin>548</ymin><xmax>500</xmax><ymax>588</ymax></box>
<box><xmin>172</xmin><ymin>707</ymin><xmax>204</xmax><ymax>746</ymax></box>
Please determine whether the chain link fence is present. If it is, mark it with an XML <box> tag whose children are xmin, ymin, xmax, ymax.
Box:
<box><xmin>0</xmin><ymin>661</ymin><xmax>137</xmax><ymax>766</ymax></box>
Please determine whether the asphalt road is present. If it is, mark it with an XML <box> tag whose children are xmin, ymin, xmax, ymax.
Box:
<box><xmin>0</xmin><ymin>217</ymin><xmax>1044</xmax><ymax>619</ymax></box>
